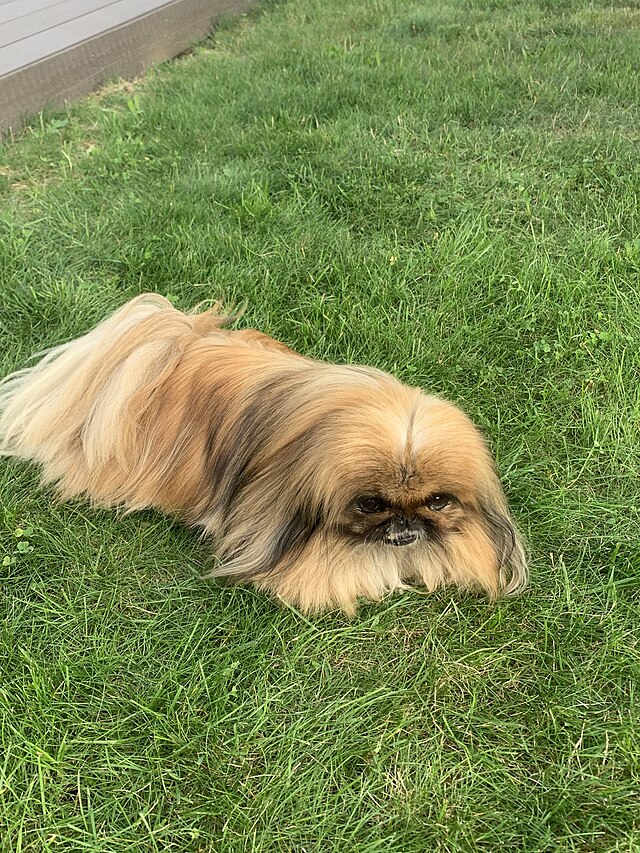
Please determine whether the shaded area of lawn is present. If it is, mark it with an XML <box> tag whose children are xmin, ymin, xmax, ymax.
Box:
<box><xmin>1</xmin><ymin>1</ymin><xmax>639</xmax><ymax>850</ymax></box>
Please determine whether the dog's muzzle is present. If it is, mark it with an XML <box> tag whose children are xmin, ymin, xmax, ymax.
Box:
<box><xmin>383</xmin><ymin>518</ymin><xmax>420</xmax><ymax>546</ymax></box>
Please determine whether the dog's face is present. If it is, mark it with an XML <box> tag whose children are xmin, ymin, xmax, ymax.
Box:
<box><xmin>335</xmin><ymin>399</ymin><xmax>483</xmax><ymax>547</ymax></box>
<box><xmin>320</xmin><ymin>390</ymin><xmax>498</xmax><ymax>542</ymax></box>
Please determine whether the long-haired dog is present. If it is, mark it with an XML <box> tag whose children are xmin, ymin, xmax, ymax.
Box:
<box><xmin>0</xmin><ymin>294</ymin><xmax>527</xmax><ymax>613</ymax></box>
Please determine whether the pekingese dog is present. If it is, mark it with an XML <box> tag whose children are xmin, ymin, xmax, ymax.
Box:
<box><xmin>0</xmin><ymin>294</ymin><xmax>527</xmax><ymax>613</ymax></box>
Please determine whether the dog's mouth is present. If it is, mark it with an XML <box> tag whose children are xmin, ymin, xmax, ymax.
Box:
<box><xmin>382</xmin><ymin>521</ymin><xmax>421</xmax><ymax>547</ymax></box>
<box><xmin>350</xmin><ymin>516</ymin><xmax>431</xmax><ymax>548</ymax></box>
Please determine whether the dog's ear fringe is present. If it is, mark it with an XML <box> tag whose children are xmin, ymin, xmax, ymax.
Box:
<box><xmin>480</xmin><ymin>500</ymin><xmax>529</xmax><ymax>597</ymax></box>
<box><xmin>221</xmin><ymin>503</ymin><xmax>325</xmax><ymax>581</ymax></box>
<box><xmin>265</xmin><ymin>502</ymin><xmax>326</xmax><ymax>577</ymax></box>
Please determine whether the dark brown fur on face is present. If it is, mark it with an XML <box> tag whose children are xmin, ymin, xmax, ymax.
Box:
<box><xmin>0</xmin><ymin>294</ymin><xmax>528</xmax><ymax>614</ymax></box>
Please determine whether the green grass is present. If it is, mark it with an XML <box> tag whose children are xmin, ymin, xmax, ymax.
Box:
<box><xmin>1</xmin><ymin>0</ymin><xmax>639</xmax><ymax>849</ymax></box>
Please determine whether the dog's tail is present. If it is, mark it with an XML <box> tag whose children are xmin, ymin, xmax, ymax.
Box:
<box><xmin>0</xmin><ymin>293</ymin><xmax>230</xmax><ymax>500</ymax></box>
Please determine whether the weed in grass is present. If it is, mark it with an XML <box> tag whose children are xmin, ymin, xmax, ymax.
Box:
<box><xmin>2</xmin><ymin>525</ymin><xmax>35</xmax><ymax>568</ymax></box>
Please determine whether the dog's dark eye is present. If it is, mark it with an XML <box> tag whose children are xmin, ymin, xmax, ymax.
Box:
<box><xmin>426</xmin><ymin>494</ymin><xmax>450</xmax><ymax>511</ymax></box>
<box><xmin>356</xmin><ymin>496</ymin><xmax>389</xmax><ymax>514</ymax></box>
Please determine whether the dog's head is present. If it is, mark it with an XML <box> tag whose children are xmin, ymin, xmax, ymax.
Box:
<box><xmin>207</xmin><ymin>363</ymin><xmax>527</xmax><ymax>604</ymax></box>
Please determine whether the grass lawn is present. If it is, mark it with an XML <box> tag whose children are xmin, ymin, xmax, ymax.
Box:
<box><xmin>1</xmin><ymin>0</ymin><xmax>639</xmax><ymax>849</ymax></box>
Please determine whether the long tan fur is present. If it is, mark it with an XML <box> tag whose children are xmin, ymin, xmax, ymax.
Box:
<box><xmin>0</xmin><ymin>294</ymin><xmax>527</xmax><ymax>613</ymax></box>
